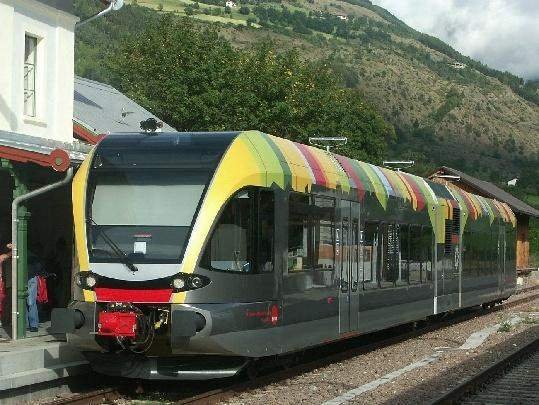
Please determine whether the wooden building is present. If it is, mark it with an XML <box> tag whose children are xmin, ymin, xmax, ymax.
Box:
<box><xmin>429</xmin><ymin>166</ymin><xmax>539</xmax><ymax>273</ymax></box>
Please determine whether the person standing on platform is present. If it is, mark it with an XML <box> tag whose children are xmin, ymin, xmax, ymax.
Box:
<box><xmin>27</xmin><ymin>250</ymin><xmax>42</xmax><ymax>333</ymax></box>
<box><xmin>0</xmin><ymin>244</ymin><xmax>12</xmax><ymax>327</ymax></box>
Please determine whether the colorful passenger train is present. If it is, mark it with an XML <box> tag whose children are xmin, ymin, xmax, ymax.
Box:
<box><xmin>52</xmin><ymin>131</ymin><xmax>517</xmax><ymax>379</ymax></box>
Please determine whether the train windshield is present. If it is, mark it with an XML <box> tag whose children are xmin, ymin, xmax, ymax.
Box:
<box><xmin>86</xmin><ymin>132</ymin><xmax>239</xmax><ymax>263</ymax></box>
<box><xmin>89</xmin><ymin>169</ymin><xmax>209</xmax><ymax>263</ymax></box>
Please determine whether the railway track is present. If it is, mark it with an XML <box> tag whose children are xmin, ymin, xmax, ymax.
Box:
<box><xmin>432</xmin><ymin>336</ymin><xmax>538</xmax><ymax>404</ymax></box>
<box><xmin>43</xmin><ymin>288</ymin><xmax>539</xmax><ymax>405</ymax></box>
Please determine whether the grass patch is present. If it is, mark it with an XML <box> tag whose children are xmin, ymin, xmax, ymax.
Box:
<box><xmin>498</xmin><ymin>320</ymin><xmax>512</xmax><ymax>332</ymax></box>
<box><xmin>128</xmin><ymin>0</ymin><xmax>260</xmax><ymax>27</ymax></box>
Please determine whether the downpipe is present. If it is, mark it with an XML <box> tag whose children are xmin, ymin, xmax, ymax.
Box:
<box><xmin>76</xmin><ymin>0</ymin><xmax>124</xmax><ymax>28</ymax></box>
<box><xmin>11</xmin><ymin>167</ymin><xmax>74</xmax><ymax>340</ymax></box>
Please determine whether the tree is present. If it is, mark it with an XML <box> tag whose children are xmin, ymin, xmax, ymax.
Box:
<box><xmin>239</xmin><ymin>6</ymin><xmax>250</xmax><ymax>15</ymax></box>
<box><xmin>109</xmin><ymin>16</ymin><xmax>393</xmax><ymax>163</ymax></box>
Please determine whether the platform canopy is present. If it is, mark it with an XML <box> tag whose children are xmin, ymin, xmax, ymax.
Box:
<box><xmin>0</xmin><ymin>129</ymin><xmax>90</xmax><ymax>171</ymax></box>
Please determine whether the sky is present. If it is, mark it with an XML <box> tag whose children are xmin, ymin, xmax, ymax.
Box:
<box><xmin>371</xmin><ymin>0</ymin><xmax>539</xmax><ymax>80</ymax></box>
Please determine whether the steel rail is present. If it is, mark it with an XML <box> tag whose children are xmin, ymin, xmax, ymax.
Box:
<box><xmin>430</xmin><ymin>337</ymin><xmax>538</xmax><ymax>404</ymax></box>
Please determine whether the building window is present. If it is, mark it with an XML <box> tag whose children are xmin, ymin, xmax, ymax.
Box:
<box><xmin>24</xmin><ymin>35</ymin><xmax>38</xmax><ymax>117</ymax></box>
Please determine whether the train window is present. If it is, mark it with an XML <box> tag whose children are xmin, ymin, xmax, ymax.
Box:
<box><xmin>399</xmin><ymin>224</ymin><xmax>410</xmax><ymax>284</ymax></box>
<box><xmin>380</xmin><ymin>223</ymin><xmax>399</xmax><ymax>287</ymax></box>
<box><xmin>409</xmin><ymin>226</ymin><xmax>422</xmax><ymax>284</ymax></box>
<box><xmin>287</xmin><ymin>194</ymin><xmax>335</xmax><ymax>272</ymax></box>
<box><xmin>462</xmin><ymin>230</ymin><xmax>472</xmax><ymax>276</ymax></box>
<box><xmin>471</xmin><ymin>233</ymin><xmax>479</xmax><ymax>276</ymax></box>
<box><xmin>362</xmin><ymin>222</ymin><xmax>379</xmax><ymax>288</ymax></box>
<box><xmin>257</xmin><ymin>190</ymin><xmax>275</xmax><ymax>273</ymax></box>
<box><xmin>202</xmin><ymin>188</ymin><xmax>274</xmax><ymax>273</ymax></box>
<box><xmin>351</xmin><ymin>218</ymin><xmax>360</xmax><ymax>290</ymax></box>
<box><xmin>422</xmin><ymin>226</ymin><xmax>433</xmax><ymax>282</ymax></box>
<box><xmin>288</xmin><ymin>193</ymin><xmax>312</xmax><ymax>272</ymax></box>
<box><xmin>313</xmin><ymin>196</ymin><xmax>335</xmax><ymax>271</ymax></box>
<box><xmin>205</xmin><ymin>190</ymin><xmax>253</xmax><ymax>272</ymax></box>
<box><xmin>444</xmin><ymin>219</ymin><xmax>453</xmax><ymax>255</ymax></box>
<box><xmin>89</xmin><ymin>169</ymin><xmax>210</xmax><ymax>262</ymax></box>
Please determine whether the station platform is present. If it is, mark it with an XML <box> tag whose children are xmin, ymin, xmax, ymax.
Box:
<box><xmin>0</xmin><ymin>332</ymin><xmax>89</xmax><ymax>403</ymax></box>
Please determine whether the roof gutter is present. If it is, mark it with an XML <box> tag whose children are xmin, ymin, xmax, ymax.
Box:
<box><xmin>11</xmin><ymin>167</ymin><xmax>74</xmax><ymax>340</ymax></box>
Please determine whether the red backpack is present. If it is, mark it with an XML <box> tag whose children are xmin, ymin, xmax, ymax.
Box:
<box><xmin>37</xmin><ymin>275</ymin><xmax>49</xmax><ymax>304</ymax></box>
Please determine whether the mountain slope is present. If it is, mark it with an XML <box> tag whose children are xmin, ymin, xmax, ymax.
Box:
<box><xmin>75</xmin><ymin>0</ymin><xmax>539</xmax><ymax>183</ymax></box>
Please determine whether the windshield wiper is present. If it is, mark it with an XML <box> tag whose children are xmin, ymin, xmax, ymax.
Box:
<box><xmin>88</xmin><ymin>218</ymin><xmax>139</xmax><ymax>272</ymax></box>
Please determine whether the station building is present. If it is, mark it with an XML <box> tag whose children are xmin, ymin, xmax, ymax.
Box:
<box><xmin>429</xmin><ymin>166</ymin><xmax>539</xmax><ymax>274</ymax></box>
<box><xmin>0</xmin><ymin>0</ymin><xmax>172</xmax><ymax>340</ymax></box>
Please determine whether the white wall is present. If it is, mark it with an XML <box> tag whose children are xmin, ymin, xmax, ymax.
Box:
<box><xmin>0</xmin><ymin>0</ymin><xmax>78</xmax><ymax>143</ymax></box>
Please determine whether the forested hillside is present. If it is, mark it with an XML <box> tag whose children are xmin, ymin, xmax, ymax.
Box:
<box><xmin>73</xmin><ymin>0</ymin><xmax>539</xmax><ymax>200</ymax></box>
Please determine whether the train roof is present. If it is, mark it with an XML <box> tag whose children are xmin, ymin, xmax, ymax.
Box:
<box><xmin>94</xmin><ymin>132</ymin><xmax>239</xmax><ymax>169</ymax></box>
<box><xmin>97</xmin><ymin>131</ymin><xmax>516</xmax><ymax>230</ymax></box>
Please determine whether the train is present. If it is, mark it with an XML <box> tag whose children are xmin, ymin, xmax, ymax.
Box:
<box><xmin>52</xmin><ymin>130</ymin><xmax>517</xmax><ymax>380</ymax></box>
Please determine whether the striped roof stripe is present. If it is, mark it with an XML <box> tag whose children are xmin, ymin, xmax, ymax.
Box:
<box><xmin>234</xmin><ymin>132</ymin><xmax>516</xmax><ymax>230</ymax></box>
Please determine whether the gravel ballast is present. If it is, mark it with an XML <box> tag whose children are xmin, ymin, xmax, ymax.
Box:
<box><xmin>225</xmin><ymin>295</ymin><xmax>539</xmax><ymax>405</ymax></box>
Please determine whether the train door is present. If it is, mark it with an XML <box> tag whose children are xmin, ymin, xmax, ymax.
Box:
<box><xmin>498</xmin><ymin>224</ymin><xmax>506</xmax><ymax>294</ymax></box>
<box><xmin>338</xmin><ymin>200</ymin><xmax>360</xmax><ymax>334</ymax></box>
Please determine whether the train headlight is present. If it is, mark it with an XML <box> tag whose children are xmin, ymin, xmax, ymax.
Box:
<box><xmin>75</xmin><ymin>273</ymin><xmax>84</xmax><ymax>288</ymax></box>
<box><xmin>171</xmin><ymin>277</ymin><xmax>186</xmax><ymax>291</ymax></box>
<box><xmin>85</xmin><ymin>274</ymin><xmax>97</xmax><ymax>289</ymax></box>
<box><xmin>170</xmin><ymin>274</ymin><xmax>209</xmax><ymax>292</ymax></box>
<box><xmin>74</xmin><ymin>272</ymin><xmax>98</xmax><ymax>290</ymax></box>
<box><xmin>188</xmin><ymin>275</ymin><xmax>204</xmax><ymax>289</ymax></box>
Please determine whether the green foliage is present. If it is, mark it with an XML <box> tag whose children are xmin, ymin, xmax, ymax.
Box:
<box><xmin>108</xmin><ymin>16</ymin><xmax>393</xmax><ymax>163</ymax></box>
<box><xmin>197</xmin><ymin>0</ymin><xmax>224</xmax><ymax>5</ymax></box>
<box><xmin>431</xmin><ymin>87</ymin><xmax>463</xmax><ymax>122</ymax></box>
<box><xmin>73</xmin><ymin>0</ymin><xmax>161</xmax><ymax>82</ymax></box>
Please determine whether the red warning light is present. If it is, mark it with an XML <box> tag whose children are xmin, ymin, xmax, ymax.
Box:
<box><xmin>270</xmin><ymin>304</ymin><xmax>279</xmax><ymax>326</ymax></box>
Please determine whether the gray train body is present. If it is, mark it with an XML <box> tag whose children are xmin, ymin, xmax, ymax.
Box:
<box><xmin>53</xmin><ymin>132</ymin><xmax>516</xmax><ymax>379</ymax></box>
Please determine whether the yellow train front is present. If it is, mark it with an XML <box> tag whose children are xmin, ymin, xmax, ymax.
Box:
<box><xmin>52</xmin><ymin>130</ymin><xmax>517</xmax><ymax>380</ymax></box>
